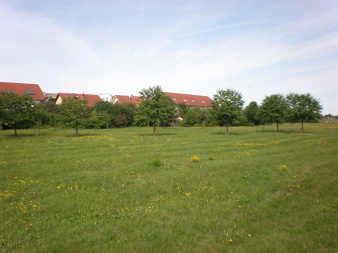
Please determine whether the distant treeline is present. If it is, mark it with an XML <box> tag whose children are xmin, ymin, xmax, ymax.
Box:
<box><xmin>0</xmin><ymin>86</ymin><xmax>322</xmax><ymax>136</ymax></box>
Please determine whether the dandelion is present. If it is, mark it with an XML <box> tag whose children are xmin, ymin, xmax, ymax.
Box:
<box><xmin>189</xmin><ymin>155</ymin><xmax>201</xmax><ymax>162</ymax></box>
<box><xmin>185</xmin><ymin>192</ymin><xmax>191</xmax><ymax>197</ymax></box>
<box><xmin>278</xmin><ymin>165</ymin><xmax>289</xmax><ymax>171</ymax></box>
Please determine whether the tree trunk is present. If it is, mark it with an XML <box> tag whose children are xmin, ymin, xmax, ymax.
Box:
<box><xmin>301</xmin><ymin>120</ymin><xmax>304</xmax><ymax>133</ymax></box>
<box><xmin>277</xmin><ymin>122</ymin><xmax>279</xmax><ymax>132</ymax></box>
<box><xmin>226</xmin><ymin>124</ymin><xmax>229</xmax><ymax>135</ymax></box>
<box><xmin>14</xmin><ymin>124</ymin><xmax>18</xmax><ymax>137</ymax></box>
<box><xmin>153</xmin><ymin>125</ymin><xmax>156</xmax><ymax>136</ymax></box>
<box><xmin>76</xmin><ymin>126</ymin><xmax>79</xmax><ymax>136</ymax></box>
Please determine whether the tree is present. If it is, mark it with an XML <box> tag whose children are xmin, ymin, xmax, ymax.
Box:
<box><xmin>92</xmin><ymin>101</ymin><xmax>117</xmax><ymax>129</ymax></box>
<box><xmin>59</xmin><ymin>96</ymin><xmax>90</xmax><ymax>136</ymax></box>
<box><xmin>259</xmin><ymin>94</ymin><xmax>288</xmax><ymax>132</ymax></box>
<box><xmin>92</xmin><ymin>101</ymin><xmax>137</xmax><ymax>128</ymax></box>
<box><xmin>134</xmin><ymin>86</ymin><xmax>176</xmax><ymax>135</ymax></box>
<box><xmin>182</xmin><ymin>107</ymin><xmax>207</xmax><ymax>127</ymax></box>
<box><xmin>116</xmin><ymin>102</ymin><xmax>137</xmax><ymax>127</ymax></box>
<box><xmin>285</xmin><ymin>93</ymin><xmax>322</xmax><ymax>133</ymax></box>
<box><xmin>0</xmin><ymin>91</ymin><xmax>36</xmax><ymax>136</ymax></box>
<box><xmin>34</xmin><ymin>98</ymin><xmax>60</xmax><ymax>131</ymax></box>
<box><xmin>211</xmin><ymin>89</ymin><xmax>244</xmax><ymax>135</ymax></box>
<box><xmin>176</xmin><ymin>102</ymin><xmax>189</xmax><ymax>118</ymax></box>
<box><xmin>244</xmin><ymin>101</ymin><xmax>260</xmax><ymax>125</ymax></box>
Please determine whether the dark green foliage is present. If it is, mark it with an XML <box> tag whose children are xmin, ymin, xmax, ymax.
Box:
<box><xmin>176</xmin><ymin>102</ymin><xmax>189</xmax><ymax>118</ymax></box>
<box><xmin>34</xmin><ymin>98</ymin><xmax>60</xmax><ymax>128</ymax></box>
<box><xmin>182</xmin><ymin>107</ymin><xmax>208</xmax><ymax>127</ymax></box>
<box><xmin>285</xmin><ymin>93</ymin><xmax>322</xmax><ymax>133</ymax></box>
<box><xmin>92</xmin><ymin>101</ymin><xmax>136</xmax><ymax>128</ymax></box>
<box><xmin>0</xmin><ymin>91</ymin><xmax>36</xmax><ymax>136</ymax></box>
<box><xmin>259</xmin><ymin>94</ymin><xmax>288</xmax><ymax>131</ymax></box>
<box><xmin>244</xmin><ymin>101</ymin><xmax>261</xmax><ymax>125</ymax></box>
<box><xmin>211</xmin><ymin>89</ymin><xmax>245</xmax><ymax>134</ymax></box>
<box><xmin>134</xmin><ymin>86</ymin><xmax>176</xmax><ymax>135</ymax></box>
<box><xmin>59</xmin><ymin>96</ymin><xmax>90</xmax><ymax>135</ymax></box>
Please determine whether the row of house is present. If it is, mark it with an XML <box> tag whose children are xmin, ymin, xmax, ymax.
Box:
<box><xmin>0</xmin><ymin>82</ymin><xmax>212</xmax><ymax>109</ymax></box>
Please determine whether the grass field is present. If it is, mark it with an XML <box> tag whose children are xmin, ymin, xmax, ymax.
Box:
<box><xmin>1</xmin><ymin>123</ymin><xmax>337</xmax><ymax>252</ymax></box>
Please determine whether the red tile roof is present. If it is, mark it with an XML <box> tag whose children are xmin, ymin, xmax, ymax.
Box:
<box><xmin>114</xmin><ymin>93</ymin><xmax>212</xmax><ymax>107</ymax></box>
<box><xmin>164</xmin><ymin>92</ymin><xmax>212</xmax><ymax>107</ymax></box>
<box><xmin>114</xmin><ymin>95</ymin><xmax>142</xmax><ymax>106</ymax></box>
<box><xmin>0</xmin><ymin>82</ymin><xmax>46</xmax><ymax>101</ymax></box>
<box><xmin>56</xmin><ymin>93</ymin><xmax>102</xmax><ymax>107</ymax></box>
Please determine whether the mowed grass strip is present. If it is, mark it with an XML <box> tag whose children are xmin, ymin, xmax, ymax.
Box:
<box><xmin>0</xmin><ymin>123</ymin><xmax>337</xmax><ymax>252</ymax></box>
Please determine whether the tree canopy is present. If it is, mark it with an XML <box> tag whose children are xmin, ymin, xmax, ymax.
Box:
<box><xmin>59</xmin><ymin>96</ymin><xmax>90</xmax><ymax>135</ymax></box>
<box><xmin>92</xmin><ymin>101</ymin><xmax>136</xmax><ymax>128</ymax></box>
<box><xmin>211</xmin><ymin>89</ymin><xmax>244</xmax><ymax>135</ymax></box>
<box><xmin>244</xmin><ymin>101</ymin><xmax>260</xmax><ymax>125</ymax></box>
<box><xmin>0</xmin><ymin>91</ymin><xmax>36</xmax><ymax>136</ymax></box>
<box><xmin>259</xmin><ymin>94</ymin><xmax>288</xmax><ymax>132</ymax></box>
<box><xmin>285</xmin><ymin>93</ymin><xmax>322</xmax><ymax>133</ymax></box>
<box><xmin>134</xmin><ymin>86</ymin><xmax>176</xmax><ymax>135</ymax></box>
<box><xmin>182</xmin><ymin>107</ymin><xmax>208</xmax><ymax>127</ymax></box>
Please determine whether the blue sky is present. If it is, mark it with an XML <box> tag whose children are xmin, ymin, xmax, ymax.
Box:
<box><xmin>1</xmin><ymin>0</ymin><xmax>337</xmax><ymax>114</ymax></box>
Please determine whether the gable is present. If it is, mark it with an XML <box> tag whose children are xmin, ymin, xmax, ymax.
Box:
<box><xmin>113</xmin><ymin>95</ymin><xmax>142</xmax><ymax>107</ymax></box>
<box><xmin>56</xmin><ymin>93</ymin><xmax>102</xmax><ymax>107</ymax></box>
<box><xmin>164</xmin><ymin>92</ymin><xmax>212</xmax><ymax>107</ymax></box>
<box><xmin>0</xmin><ymin>82</ymin><xmax>45</xmax><ymax>101</ymax></box>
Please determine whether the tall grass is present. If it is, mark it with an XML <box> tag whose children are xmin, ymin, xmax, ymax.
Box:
<box><xmin>1</xmin><ymin>123</ymin><xmax>337</xmax><ymax>252</ymax></box>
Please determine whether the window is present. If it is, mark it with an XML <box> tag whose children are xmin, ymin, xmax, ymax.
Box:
<box><xmin>202</xmin><ymin>101</ymin><xmax>205</xmax><ymax>103</ymax></box>
<box><xmin>5</xmin><ymin>90</ymin><xmax>14</xmax><ymax>94</ymax></box>
<box><xmin>192</xmin><ymin>100</ymin><xmax>196</xmax><ymax>102</ymax></box>
<box><xmin>25</xmin><ymin>90</ymin><xmax>35</xmax><ymax>95</ymax></box>
<box><xmin>173</xmin><ymin>98</ymin><xmax>177</xmax><ymax>101</ymax></box>
<box><xmin>183</xmin><ymin>99</ymin><xmax>187</xmax><ymax>102</ymax></box>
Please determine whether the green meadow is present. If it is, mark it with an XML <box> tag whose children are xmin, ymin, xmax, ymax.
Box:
<box><xmin>1</xmin><ymin>123</ymin><xmax>337</xmax><ymax>252</ymax></box>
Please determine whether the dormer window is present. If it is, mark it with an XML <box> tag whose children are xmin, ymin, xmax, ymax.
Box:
<box><xmin>202</xmin><ymin>101</ymin><xmax>205</xmax><ymax>103</ymax></box>
<box><xmin>173</xmin><ymin>98</ymin><xmax>177</xmax><ymax>101</ymax></box>
<box><xmin>183</xmin><ymin>99</ymin><xmax>187</xmax><ymax>102</ymax></box>
<box><xmin>192</xmin><ymin>100</ymin><xmax>196</xmax><ymax>102</ymax></box>
<box><xmin>25</xmin><ymin>90</ymin><xmax>35</xmax><ymax>95</ymax></box>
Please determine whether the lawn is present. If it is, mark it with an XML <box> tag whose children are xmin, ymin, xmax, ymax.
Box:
<box><xmin>1</xmin><ymin>123</ymin><xmax>337</xmax><ymax>252</ymax></box>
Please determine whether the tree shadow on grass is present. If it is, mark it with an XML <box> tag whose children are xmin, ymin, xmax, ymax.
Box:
<box><xmin>64</xmin><ymin>133</ymin><xmax>99</xmax><ymax>137</ymax></box>
<box><xmin>138</xmin><ymin>133</ymin><xmax>176</xmax><ymax>137</ymax></box>
<box><xmin>211</xmin><ymin>132</ymin><xmax>245</xmax><ymax>136</ymax></box>
<box><xmin>261</xmin><ymin>129</ymin><xmax>312</xmax><ymax>134</ymax></box>
<box><xmin>0</xmin><ymin>132</ymin><xmax>49</xmax><ymax>139</ymax></box>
